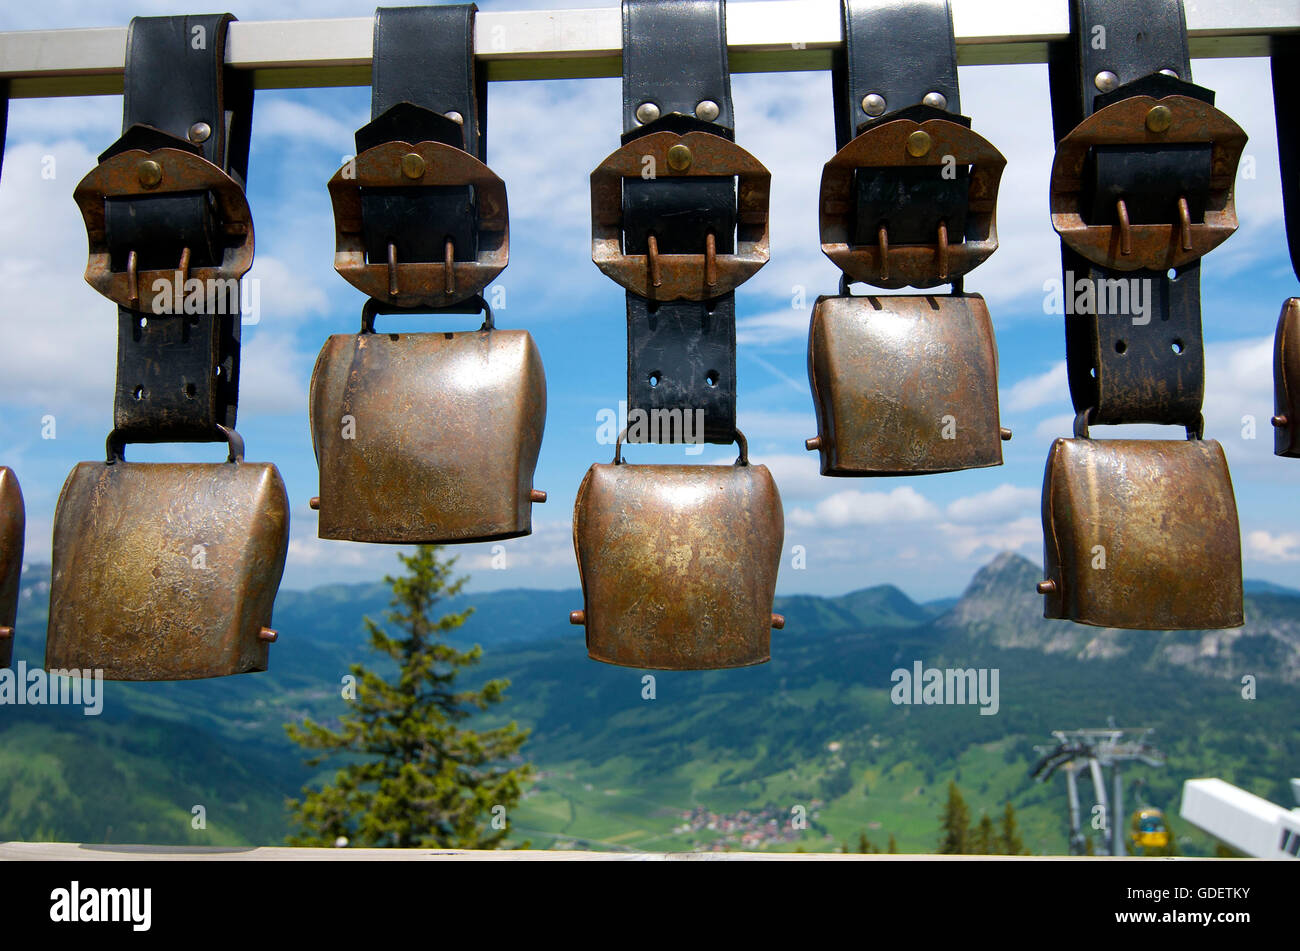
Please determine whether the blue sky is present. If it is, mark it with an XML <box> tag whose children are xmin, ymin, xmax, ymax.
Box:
<box><xmin>1</xmin><ymin>0</ymin><xmax>1296</xmax><ymax>600</ymax></box>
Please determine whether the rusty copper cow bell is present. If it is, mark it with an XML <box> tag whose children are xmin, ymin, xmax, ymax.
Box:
<box><xmin>0</xmin><ymin>467</ymin><xmax>24</xmax><ymax>669</ymax></box>
<box><xmin>570</xmin><ymin>433</ymin><xmax>784</xmax><ymax>669</ymax></box>
<box><xmin>1274</xmin><ymin>298</ymin><xmax>1300</xmax><ymax>457</ymax></box>
<box><xmin>310</xmin><ymin>305</ymin><xmax>546</xmax><ymax>543</ymax></box>
<box><xmin>46</xmin><ymin>430</ymin><xmax>289</xmax><ymax>680</ymax></box>
<box><xmin>806</xmin><ymin>293</ymin><xmax>1007</xmax><ymax>475</ymax></box>
<box><xmin>1039</xmin><ymin>437</ymin><xmax>1243</xmax><ymax>630</ymax></box>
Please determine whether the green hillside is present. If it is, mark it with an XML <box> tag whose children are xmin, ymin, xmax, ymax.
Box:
<box><xmin>1</xmin><ymin>556</ymin><xmax>1296</xmax><ymax>853</ymax></box>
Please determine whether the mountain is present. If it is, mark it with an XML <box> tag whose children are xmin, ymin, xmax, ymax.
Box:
<box><xmin>2</xmin><ymin>553</ymin><xmax>1297</xmax><ymax>854</ymax></box>
<box><xmin>939</xmin><ymin>552</ymin><xmax>1300</xmax><ymax>683</ymax></box>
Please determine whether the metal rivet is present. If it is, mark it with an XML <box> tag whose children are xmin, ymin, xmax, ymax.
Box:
<box><xmin>569</xmin><ymin>610</ymin><xmax>585</xmax><ymax>626</ymax></box>
<box><xmin>259</xmin><ymin>627</ymin><xmax>279</xmax><ymax>643</ymax></box>
<box><xmin>137</xmin><ymin>160</ymin><xmax>163</xmax><ymax>188</ymax></box>
<box><xmin>666</xmin><ymin>143</ymin><xmax>693</xmax><ymax>172</ymax></box>
<box><xmin>695</xmin><ymin>99</ymin><xmax>720</xmax><ymax>121</ymax></box>
<box><xmin>906</xmin><ymin>130</ymin><xmax>932</xmax><ymax>157</ymax></box>
<box><xmin>861</xmin><ymin>93</ymin><xmax>886</xmax><ymax>117</ymax></box>
<box><xmin>1094</xmin><ymin>70</ymin><xmax>1119</xmax><ymax>92</ymax></box>
<box><xmin>187</xmin><ymin>121</ymin><xmax>212</xmax><ymax>144</ymax></box>
<box><xmin>1272</xmin><ymin>415</ymin><xmax>1288</xmax><ymax>428</ymax></box>
<box><xmin>1159</xmin><ymin>68</ymin><xmax>1179</xmax><ymax>77</ymax></box>
<box><xmin>1037</xmin><ymin>580</ymin><xmax>1057</xmax><ymax>595</ymax></box>
<box><xmin>445</xmin><ymin>111</ymin><xmax>464</xmax><ymax>125</ymax></box>
<box><xmin>804</xmin><ymin>436</ymin><xmax>822</xmax><ymax>451</ymax></box>
<box><xmin>530</xmin><ymin>489</ymin><xmax>547</xmax><ymax>503</ymax></box>
<box><xmin>922</xmin><ymin>91</ymin><xmax>947</xmax><ymax>110</ymax></box>
<box><xmin>1145</xmin><ymin>105</ymin><xmax>1173</xmax><ymax>133</ymax></box>
<box><xmin>400</xmin><ymin>152</ymin><xmax>426</xmax><ymax>179</ymax></box>
<box><xmin>309</xmin><ymin>496</ymin><xmax>320</xmax><ymax>510</ymax></box>
<box><xmin>635</xmin><ymin>101</ymin><xmax>660</xmax><ymax>124</ymax></box>
<box><xmin>1000</xmin><ymin>428</ymin><xmax>1013</xmax><ymax>441</ymax></box>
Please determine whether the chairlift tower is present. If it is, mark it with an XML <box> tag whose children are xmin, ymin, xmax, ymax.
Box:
<box><xmin>1032</xmin><ymin>728</ymin><xmax>1165</xmax><ymax>856</ymax></box>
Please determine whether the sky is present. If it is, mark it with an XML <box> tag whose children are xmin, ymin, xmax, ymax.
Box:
<box><xmin>1</xmin><ymin>0</ymin><xmax>1296</xmax><ymax>601</ymax></box>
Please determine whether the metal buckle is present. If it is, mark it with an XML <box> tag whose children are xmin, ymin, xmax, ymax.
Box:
<box><xmin>819</xmin><ymin>117</ymin><xmax>1004</xmax><ymax>289</ymax></box>
<box><xmin>74</xmin><ymin>147</ymin><xmax>254</xmax><ymax>310</ymax></box>
<box><xmin>806</xmin><ymin>293</ymin><xmax>1010</xmax><ymax>474</ymax></box>
<box><xmin>329</xmin><ymin>140</ymin><xmax>508</xmax><ymax>308</ymax></box>
<box><xmin>569</xmin><ymin>430</ymin><xmax>784</xmax><ymax>670</ymax></box>
<box><xmin>1039</xmin><ymin>436</ymin><xmax>1243</xmax><ymax>631</ymax></box>
<box><xmin>1050</xmin><ymin>95</ymin><xmax>1246</xmax><ymax>271</ymax></box>
<box><xmin>1274</xmin><ymin>297</ymin><xmax>1300</xmax><ymax>457</ymax></box>
<box><xmin>0</xmin><ymin>467</ymin><xmax>24</xmax><ymax>668</ymax></box>
<box><xmin>591</xmin><ymin>130</ymin><xmax>770</xmax><ymax>300</ymax></box>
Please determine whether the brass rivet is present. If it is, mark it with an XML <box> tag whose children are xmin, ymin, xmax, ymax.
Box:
<box><xmin>1000</xmin><ymin>428</ymin><xmax>1013</xmax><ymax>441</ymax></box>
<box><xmin>400</xmin><ymin>152</ymin><xmax>426</xmax><ymax>179</ymax></box>
<box><xmin>530</xmin><ymin>489</ymin><xmax>547</xmax><ymax>503</ymax></box>
<box><xmin>906</xmin><ymin>130</ymin><xmax>932</xmax><ymax>157</ymax></box>
<box><xmin>666</xmin><ymin>143</ymin><xmax>693</xmax><ymax>172</ymax></box>
<box><xmin>138</xmin><ymin>160</ymin><xmax>163</xmax><ymax>188</ymax></box>
<box><xmin>569</xmin><ymin>610</ymin><xmax>585</xmax><ymax>626</ymax></box>
<box><xmin>309</xmin><ymin>496</ymin><xmax>320</xmax><ymax>510</ymax></box>
<box><xmin>1036</xmin><ymin>580</ymin><xmax>1057</xmax><ymax>595</ymax></box>
<box><xmin>259</xmin><ymin>627</ymin><xmax>279</xmax><ymax>643</ymax></box>
<box><xmin>805</xmin><ymin>436</ymin><xmax>822</xmax><ymax>451</ymax></box>
<box><xmin>187</xmin><ymin>121</ymin><xmax>212</xmax><ymax>144</ymax></box>
<box><xmin>1145</xmin><ymin>104</ymin><xmax>1173</xmax><ymax>133</ymax></box>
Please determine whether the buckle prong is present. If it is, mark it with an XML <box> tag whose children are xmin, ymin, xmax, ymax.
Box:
<box><xmin>877</xmin><ymin>225</ymin><xmax>889</xmax><ymax>282</ymax></box>
<box><xmin>937</xmin><ymin>221</ymin><xmax>949</xmax><ymax>281</ymax></box>
<box><xmin>1177</xmin><ymin>196</ymin><xmax>1192</xmax><ymax>251</ymax></box>
<box><xmin>177</xmin><ymin>246</ymin><xmax>191</xmax><ymax>284</ymax></box>
<box><xmin>444</xmin><ymin>237</ymin><xmax>456</xmax><ymax>296</ymax></box>
<box><xmin>646</xmin><ymin>233</ymin><xmax>663</xmax><ymax>289</ymax></box>
<box><xmin>1116</xmin><ymin>199</ymin><xmax>1132</xmax><ymax>256</ymax></box>
<box><xmin>126</xmin><ymin>249</ymin><xmax>139</xmax><ymax>305</ymax></box>
<box><xmin>705</xmin><ymin>231</ymin><xmax>718</xmax><ymax>288</ymax></box>
<box><xmin>387</xmin><ymin>242</ymin><xmax>399</xmax><ymax>297</ymax></box>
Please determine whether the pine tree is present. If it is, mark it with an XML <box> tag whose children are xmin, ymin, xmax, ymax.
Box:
<box><xmin>284</xmin><ymin>545</ymin><xmax>533</xmax><ymax>848</ymax></box>
<box><xmin>973</xmin><ymin>812</ymin><xmax>996</xmax><ymax>854</ymax></box>
<box><xmin>937</xmin><ymin>781</ymin><xmax>972</xmax><ymax>854</ymax></box>
<box><xmin>886</xmin><ymin>832</ymin><xmax>898</xmax><ymax>854</ymax></box>
<box><xmin>999</xmin><ymin>800</ymin><xmax>1027</xmax><ymax>855</ymax></box>
<box><xmin>857</xmin><ymin>831</ymin><xmax>875</xmax><ymax>853</ymax></box>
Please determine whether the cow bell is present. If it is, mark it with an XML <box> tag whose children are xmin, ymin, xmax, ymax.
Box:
<box><xmin>310</xmin><ymin>305</ymin><xmax>546</xmax><ymax>543</ymax></box>
<box><xmin>46</xmin><ymin>428</ymin><xmax>289</xmax><ymax>680</ymax></box>
<box><xmin>1039</xmin><ymin>436</ymin><xmax>1243</xmax><ymax>630</ymax></box>
<box><xmin>0</xmin><ymin>467</ymin><xmax>24</xmax><ymax>669</ymax></box>
<box><xmin>1274</xmin><ymin>298</ymin><xmax>1300</xmax><ymax>457</ymax></box>
<box><xmin>571</xmin><ymin>432</ymin><xmax>785</xmax><ymax>669</ymax></box>
<box><xmin>806</xmin><ymin>293</ymin><xmax>1007</xmax><ymax>475</ymax></box>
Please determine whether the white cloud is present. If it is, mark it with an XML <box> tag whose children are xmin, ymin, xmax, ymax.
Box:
<box><xmin>1003</xmin><ymin>361</ymin><xmax>1068</xmax><ymax>412</ymax></box>
<box><xmin>789</xmin><ymin>485</ymin><xmax>940</xmax><ymax>528</ymax></box>
<box><xmin>1245</xmin><ymin>530</ymin><xmax>1300</xmax><ymax>563</ymax></box>
<box><xmin>944</xmin><ymin>483</ymin><xmax>1040</xmax><ymax>523</ymax></box>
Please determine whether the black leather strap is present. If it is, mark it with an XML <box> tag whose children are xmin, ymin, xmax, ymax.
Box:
<box><xmin>105</xmin><ymin>14</ymin><xmax>251</xmax><ymax>443</ymax></box>
<box><xmin>627</xmin><ymin>294</ymin><xmax>736</xmax><ymax>443</ymax></box>
<box><xmin>621</xmin><ymin>0</ymin><xmax>738</xmax><ymax>444</ymax></box>
<box><xmin>368</xmin><ymin>4</ymin><xmax>484</xmax><ymax>160</ymax></box>
<box><xmin>832</xmin><ymin>0</ymin><xmax>959</xmax><ymax>149</ymax></box>
<box><xmin>622</xmin><ymin>0</ymin><xmax>733</xmax><ymax>136</ymax></box>
<box><xmin>1274</xmin><ymin>34</ymin><xmax>1300</xmax><ymax>283</ymax></box>
<box><xmin>355</xmin><ymin>5</ymin><xmax>485</xmax><ymax>293</ymax></box>
<box><xmin>1048</xmin><ymin>0</ymin><xmax>1207</xmax><ymax>429</ymax></box>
